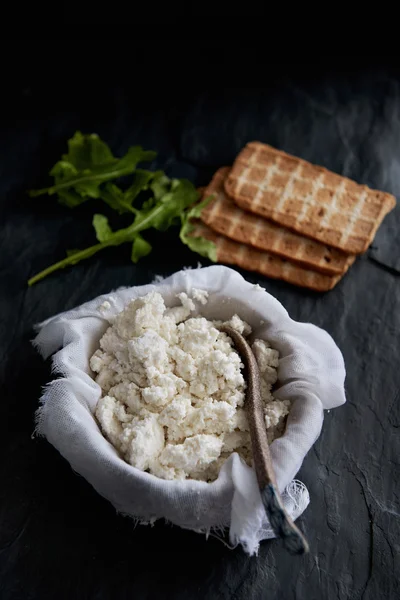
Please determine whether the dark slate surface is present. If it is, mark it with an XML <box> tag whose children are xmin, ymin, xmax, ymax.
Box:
<box><xmin>1</xmin><ymin>49</ymin><xmax>399</xmax><ymax>599</ymax></box>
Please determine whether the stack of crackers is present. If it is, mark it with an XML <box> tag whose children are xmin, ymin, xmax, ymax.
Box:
<box><xmin>194</xmin><ymin>142</ymin><xmax>396</xmax><ymax>291</ymax></box>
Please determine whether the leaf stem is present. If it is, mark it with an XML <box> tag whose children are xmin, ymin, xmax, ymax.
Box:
<box><xmin>29</xmin><ymin>166</ymin><xmax>135</xmax><ymax>197</ymax></box>
<box><xmin>28</xmin><ymin>203</ymin><xmax>167</xmax><ymax>285</ymax></box>
<box><xmin>28</xmin><ymin>243</ymin><xmax>106</xmax><ymax>285</ymax></box>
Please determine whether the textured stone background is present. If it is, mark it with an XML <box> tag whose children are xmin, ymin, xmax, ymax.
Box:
<box><xmin>0</xmin><ymin>46</ymin><xmax>399</xmax><ymax>599</ymax></box>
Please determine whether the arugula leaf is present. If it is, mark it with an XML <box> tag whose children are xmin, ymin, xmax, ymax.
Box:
<box><xmin>100</xmin><ymin>170</ymin><xmax>157</xmax><ymax>215</ymax></box>
<box><xmin>48</xmin><ymin>161</ymin><xmax>86</xmax><ymax>207</ymax></box>
<box><xmin>152</xmin><ymin>179</ymin><xmax>198</xmax><ymax>231</ymax></box>
<box><xmin>62</xmin><ymin>131</ymin><xmax>115</xmax><ymax>170</ymax></box>
<box><xmin>28</xmin><ymin>180</ymin><xmax>201</xmax><ymax>285</ymax></box>
<box><xmin>99</xmin><ymin>183</ymin><xmax>138</xmax><ymax>215</ymax></box>
<box><xmin>124</xmin><ymin>169</ymin><xmax>155</xmax><ymax>207</ymax></box>
<box><xmin>58</xmin><ymin>189</ymin><xmax>87</xmax><ymax>208</ymax></box>
<box><xmin>131</xmin><ymin>234</ymin><xmax>152</xmax><ymax>263</ymax></box>
<box><xmin>27</xmin><ymin>132</ymin><xmax>218</xmax><ymax>286</ymax></box>
<box><xmin>150</xmin><ymin>172</ymin><xmax>171</xmax><ymax>201</ymax></box>
<box><xmin>179</xmin><ymin>195</ymin><xmax>217</xmax><ymax>262</ymax></box>
<box><xmin>93</xmin><ymin>214</ymin><xmax>113</xmax><ymax>242</ymax></box>
<box><xmin>29</xmin><ymin>132</ymin><xmax>156</xmax><ymax>202</ymax></box>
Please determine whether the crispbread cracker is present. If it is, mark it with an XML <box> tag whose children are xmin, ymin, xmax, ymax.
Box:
<box><xmin>201</xmin><ymin>167</ymin><xmax>352</xmax><ymax>276</ymax></box>
<box><xmin>191</xmin><ymin>221</ymin><xmax>354</xmax><ymax>292</ymax></box>
<box><xmin>225</xmin><ymin>142</ymin><xmax>396</xmax><ymax>254</ymax></box>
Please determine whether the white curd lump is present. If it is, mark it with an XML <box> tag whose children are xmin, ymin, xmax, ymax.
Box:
<box><xmin>90</xmin><ymin>290</ymin><xmax>290</xmax><ymax>481</ymax></box>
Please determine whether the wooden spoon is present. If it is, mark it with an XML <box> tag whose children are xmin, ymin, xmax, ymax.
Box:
<box><xmin>221</xmin><ymin>325</ymin><xmax>309</xmax><ymax>555</ymax></box>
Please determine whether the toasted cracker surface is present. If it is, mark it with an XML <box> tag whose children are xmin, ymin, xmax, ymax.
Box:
<box><xmin>201</xmin><ymin>167</ymin><xmax>352</xmax><ymax>275</ymax></box>
<box><xmin>191</xmin><ymin>221</ymin><xmax>354</xmax><ymax>291</ymax></box>
<box><xmin>225</xmin><ymin>142</ymin><xmax>396</xmax><ymax>254</ymax></box>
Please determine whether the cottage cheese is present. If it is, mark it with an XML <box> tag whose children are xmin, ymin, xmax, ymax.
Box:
<box><xmin>91</xmin><ymin>290</ymin><xmax>290</xmax><ymax>481</ymax></box>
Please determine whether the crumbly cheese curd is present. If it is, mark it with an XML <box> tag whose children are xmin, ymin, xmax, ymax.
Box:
<box><xmin>90</xmin><ymin>290</ymin><xmax>290</xmax><ymax>481</ymax></box>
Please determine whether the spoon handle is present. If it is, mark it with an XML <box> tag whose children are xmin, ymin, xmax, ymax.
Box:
<box><xmin>221</xmin><ymin>326</ymin><xmax>309</xmax><ymax>555</ymax></box>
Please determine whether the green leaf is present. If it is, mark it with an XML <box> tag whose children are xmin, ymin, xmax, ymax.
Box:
<box><xmin>179</xmin><ymin>195</ymin><xmax>217</xmax><ymax>262</ymax></box>
<box><xmin>50</xmin><ymin>160</ymin><xmax>78</xmax><ymax>179</ymax></box>
<box><xmin>124</xmin><ymin>169</ymin><xmax>155</xmax><ymax>206</ymax></box>
<box><xmin>131</xmin><ymin>234</ymin><xmax>152</xmax><ymax>263</ymax></box>
<box><xmin>99</xmin><ymin>170</ymin><xmax>157</xmax><ymax>214</ymax></box>
<box><xmin>92</xmin><ymin>214</ymin><xmax>113</xmax><ymax>242</ymax></box>
<box><xmin>57</xmin><ymin>189</ymin><xmax>86</xmax><ymax>208</ymax></box>
<box><xmin>141</xmin><ymin>197</ymin><xmax>156</xmax><ymax>212</ymax></box>
<box><xmin>150</xmin><ymin>172</ymin><xmax>171</xmax><ymax>201</ymax></box>
<box><xmin>47</xmin><ymin>161</ymin><xmax>90</xmax><ymax>207</ymax></box>
<box><xmin>152</xmin><ymin>179</ymin><xmax>199</xmax><ymax>231</ymax></box>
<box><xmin>49</xmin><ymin>161</ymin><xmax>89</xmax><ymax>207</ymax></box>
<box><xmin>27</xmin><ymin>133</ymin><xmax>217</xmax><ymax>286</ymax></box>
<box><xmin>99</xmin><ymin>183</ymin><xmax>137</xmax><ymax>214</ymax></box>
<box><xmin>29</xmin><ymin>131</ymin><xmax>157</xmax><ymax>201</ymax></box>
<box><xmin>29</xmin><ymin>183</ymin><xmax>204</xmax><ymax>285</ymax></box>
<box><xmin>62</xmin><ymin>131</ymin><xmax>115</xmax><ymax>170</ymax></box>
<box><xmin>71</xmin><ymin>146</ymin><xmax>155</xmax><ymax>199</ymax></box>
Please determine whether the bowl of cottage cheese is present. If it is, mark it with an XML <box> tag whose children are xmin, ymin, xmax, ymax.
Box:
<box><xmin>90</xmin><ymin>289</ymin><xmax>290</xmax><ymax>482</ymax></box>
<box><xmin>34</xmin><ymin>266</ymin><xmax>346</xmax><ymax>554</ymax></box>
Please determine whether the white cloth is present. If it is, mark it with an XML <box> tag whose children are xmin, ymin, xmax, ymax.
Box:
<box><xmin>33</xmin><ymin>266</ymin><xmax>346</xmax><ymax>555</ymax></box>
